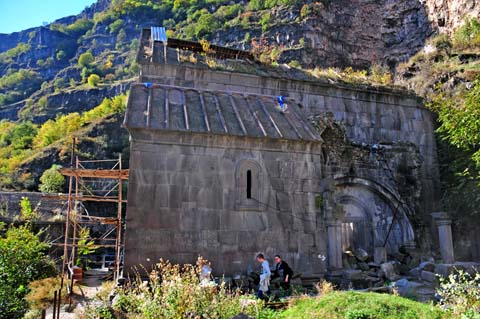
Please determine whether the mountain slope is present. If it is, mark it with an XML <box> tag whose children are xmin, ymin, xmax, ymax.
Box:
<box><xmin>0</xmin><ymin>0</ymin><xmax>478</xmax><ymax>193</ymax></box>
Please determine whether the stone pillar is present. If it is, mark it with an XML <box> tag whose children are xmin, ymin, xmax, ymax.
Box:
<box><xmin>432</xmin><ymin>212</ymin><xmax>455</xmax><ymax>264</ymax></box>
<box><xmin>326</xmin><ymin>219</ymin><xmax>343</xmax><ymax>271</ymax></box>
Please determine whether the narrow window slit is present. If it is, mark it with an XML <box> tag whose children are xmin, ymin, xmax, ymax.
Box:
<box><xmin>246</xmin><ymin>170</ymin><xmax>252</xmax><ymax>199</ymax></box>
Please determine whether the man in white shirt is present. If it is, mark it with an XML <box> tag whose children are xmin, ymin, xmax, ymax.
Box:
<box><xmin>256</xmin><ymin>253</ymin><xmax>271</xmax><ymax>299</ymax></box>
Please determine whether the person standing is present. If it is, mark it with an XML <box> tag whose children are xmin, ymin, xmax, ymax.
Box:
<box><xmin>274</xmin><ymin>255</ymin><xmax>293</xmax><ymax>290</ymax></box>
<box><xmin>256</xmin><ymin>253</ymin><xmax>271</xmax><ymax>299</ymax></box>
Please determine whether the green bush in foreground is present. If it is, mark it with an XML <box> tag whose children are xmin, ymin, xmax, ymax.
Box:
<box><xmin>281</xmin><ymin>291</ymin><xmax>447</xmax><ymax>319</ymax></box>
<box><xmin>438</xmin><ymin>270</ymin><xmax>480</xmax><ymax>319</ymax></box>
<box><xmin>0</xmin><ymin>223</ymin><xmax>56</xmax><ymax>319</ymax></box>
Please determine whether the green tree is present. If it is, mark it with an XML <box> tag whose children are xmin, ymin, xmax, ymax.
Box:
<box><xmin>436</xmin><ymin>79</ymin><xmax>480</xmax><ymax>168</ymax></box>
<box><xmin>39</xmin><ymin>165</ymin><xmax>65</xmax><ymax>193</ymax></box>
<box><xmin>0</xmin><ymin>223</ymin><xmax>56</xmax><ymax>318</ymax></box>
<box><xmin>194</xmin><ymin>12</ymin><xmax>220</xmax><ymax>38</ymax></box>
<box><xmin>87</xmin><ymin>73</ymin><xmax>101</xmax><ymax>87</ymax></box>
<box><xmin>78</xmin><ymin>51</ymin><xmax>94</xmax><ymax>68</ymax></box>
<box><xmin>2</xmin><ymin>121</ymin><xmax>37</xmax><ymax>150</ymax></box>
<box><xmin>76</xmin><ymin>227</ymin><xmax>97</xmax><ymax>268</ymax></box>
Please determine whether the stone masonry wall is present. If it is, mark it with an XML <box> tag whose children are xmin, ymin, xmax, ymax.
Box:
<box><xmin>124</xmin><ymin>131</ymin><xmax>327</xmax><ymax>276</ymax></box>
<box><xmin>140</xmin><ymin>64</ymin><xmax>440</xmax><ymax>226</ymax></box>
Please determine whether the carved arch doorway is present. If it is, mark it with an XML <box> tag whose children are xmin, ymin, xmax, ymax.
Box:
<box><xmin>334</xmin><ymin>177</ymin><xmax>416</xmax><ymax>255</ymax></box>
<box><xmin>339</xmin><ymin>199</ymin><xmax>374</xmax><ymax>255</ymax></box>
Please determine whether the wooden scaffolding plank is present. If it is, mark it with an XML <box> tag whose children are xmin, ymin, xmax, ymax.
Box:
<box><xmin>60</xmin><ymin>168</ymin><xmax>129</xmax><ymax>179</ymax></box>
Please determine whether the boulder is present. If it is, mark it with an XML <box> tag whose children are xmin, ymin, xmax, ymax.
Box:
<box><xmin>419</xmin><ymin>261</ymin><xmax>435</xmax><ymax>273</ymax></box>
<box><xmin>354</xmin><ymin>248</ymin><xmax>369</xmax><ymax>262</ymax></box>
<box><xmin>415</xmin><ymin>287</ymin><xmax>437</xmax><ymax>302</ymax></box>
<box><xmin>380</xmin><ymin>261</ymin><xmax>400</xmax><ymax>281</ymax></box>
<box><xmin>394</xmin><ymin>278</ymin><xmax>409</xmax><ymax>291</ymax></box>
<box><xmin>343</xmin><ymin>269</ymin><xmax>364</xmax><ymax>281</ymax></box>
<box><xmin>399</xmin><ymin>264</ymin><xmax>411</xmax><ymax>275</ymax></box>
<box><xmin>420</xmin><ymin>270</ymin><xmax>438</xmax><ymax>283</ymax></box>
<box><xmin>434</xmin><ymin>264</ymin><xmax>456</xmax><ymax>278</ymax></box>
<box><xmin>342</xmin><ymin>254</ymin><xmax>352</xmax><ymax>269</ymax></box>
<box><xmin>358</xmin><ymin>262</ymin><xmax>370</xmax><ymax>271</ymax></box>
<box><xmin>409</xmin><ymin>267</ymin><xmax>421</xmax><ymax>279</ymax></box>
<box><xmin>393</xmin><ymin>279</ymin><xmax>425</xmax><ymax>298</ymax></box>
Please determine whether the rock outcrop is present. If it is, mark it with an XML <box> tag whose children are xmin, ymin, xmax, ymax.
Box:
<box><xmin>424</xmin><ymin>0</ymin><xmax>480</xmax><ymax>34</ymax></box>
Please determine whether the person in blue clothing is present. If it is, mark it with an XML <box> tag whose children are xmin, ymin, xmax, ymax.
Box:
<box><xmin>256</xmin><ymin>253</ymin><xmax>271</xmax><ymax>299</ymax></box>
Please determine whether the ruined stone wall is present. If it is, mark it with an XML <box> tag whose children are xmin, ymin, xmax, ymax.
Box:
<box><xmin>124</xmin><ymin>131</ymin><xmax>327</xmax><ymax>276</ymax></box>
<box><xmin>0</xmin><ymin>191</ymin><xmax>65</xmax><ymax>219</ymax></box>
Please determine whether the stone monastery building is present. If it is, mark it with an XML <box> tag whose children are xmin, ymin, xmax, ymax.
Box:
<box><xmin>123</xmin><ymin>28</ymin><xmax>442</xmax><ymax>278</ymax></box>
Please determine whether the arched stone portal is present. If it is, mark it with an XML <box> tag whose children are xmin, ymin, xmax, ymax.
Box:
<box><xmin>325</xmin><ymin>177</ymin><xmax>415</xmax><ymax>271</ymax></box>
<box><xmin>334</xmin><ymin>177</ymin><xmax>415</xmax><ymax>254</ymax></box>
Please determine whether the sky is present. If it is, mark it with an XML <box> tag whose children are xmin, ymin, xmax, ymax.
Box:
<box><xmin>0</xmin><ymin>0</ymin><xmax>97</xmax><ymax>34</ymax></box>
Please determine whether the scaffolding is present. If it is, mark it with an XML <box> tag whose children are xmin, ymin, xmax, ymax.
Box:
<box><xmin>59</xmin><ymin>154</ymin><xmax>129</xmax><ymax>286</ymax></box>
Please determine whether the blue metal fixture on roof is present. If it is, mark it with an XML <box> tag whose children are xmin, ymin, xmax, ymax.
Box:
<box><xmin>277</xmin><ymin>96</ymin><xmax>287</xmax><ymax>112</ymax></box>
<box><xmin>151</xmin><ymin>26</ymin><xmax>167</xmax><ymax>43</ymax></box>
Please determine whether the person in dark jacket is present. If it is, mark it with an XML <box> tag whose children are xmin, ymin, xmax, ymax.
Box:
<box><xmin>273</xmin><ymin>255</ymin><xmax>293</xmax><ymax>290</ymax></box>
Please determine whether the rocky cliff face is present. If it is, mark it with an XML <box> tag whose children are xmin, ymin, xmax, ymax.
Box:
<box><xmin>302</xmin><ymin>0</ymin><xmax>480</xmax><ymax>69</ymax></box>
<box><xmin>300</xmin><ymin>0</ymin><xmax>433</xmax><ymax>69</ymax></box>
<box><xmin>424</xmin><ymin>0</ymin><xmax>480</xmax><ymax>34</ymax></box>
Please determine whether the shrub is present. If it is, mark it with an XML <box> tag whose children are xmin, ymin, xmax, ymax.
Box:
<box><xmin>0</xmin><ymin>69</ymin><xmax>42</xmax><ymax>106</ymax></box>
<box><xmin>39</xmin><ymin>164</ymin><xmax>65</xmax><ymax>193</ymax></box>
<box><xmin>78</xmin><ymin>51</ymin><xmax>94</xmax><ymax>68</ymax></box>
<box><xmin>215</xmin><ymin>4</ymin><xmax>243</xmax><ymax>21</ymax></box>
<box><xmin>116</xmin><ymin>29</ymin><xmax>127</xmax><ymax>49</ymax></box>
<box><xmin>53</xmin><ymin>78</ymin><xmax>66</xmax><ymax>91</ymax></box>
<box><xmin>65</xmin><ymin>18</ymin><xmax>93</xmax><ymax>37</ymax></box>
<box><xmin>3</xmin><ymin>43</ymin><xmax>31</xmax><ymax>59</ymax></box>
<box><xmin>33</xmin><ymin>112</ymin><xmax>83</xmax><ymax>148</ymax></box>
<box><xmin>19</xmin><ymin>196</ymin><xmax>39</xmax><ymax>221</ymax></box>
<box><xmin>76</xmin><ymin>227</ymin><xmax>97</xmax><ymax>268</ymax></box>
<box><xmin>0</xmin><ymin>223</ymin><xmax>56</xmax><ymax>319</ymax></box>
<box><xmin>437</xmin><ymin>269</ymin><xmax>480</xmax><ymax>318</ymax></box>
<box><xmin>260</xmin><ymin>12</ymin><xmax>272</xmax><ymax>33</ymax></box>
<box><xmin>195</xmin><ymin>12</ymin><xmax>221</xmax><ymax>38</ymax></box>
<box><xmin>109</xmin><ymin>257</ymin><xmax>276</xmax><ymax>319</ymax></box>
<box><xmin>56</xmin><ymin>50</ymin><xmax>66</xmax><ymax>61</ymax></box>
<box><xmin>0</xmin><ymin>121</ymin><xmax>37</xmax><ymax>150</ymax></box>
<box><xmin>370</xmin><ymin>64</ymin><xmax>393</xmax><ymax>86</ymax></box>
<box><xmin>453</xmin><ymin>17</ymin><xmax>480</xmax><ymax>50</ymax></box>
<box><xmin>25</xmin><ymin>277</ymin><xmax>65</xmax><ymax>312</ymax></box>
<box><xmin>109</xmin><ymin>19</ymin><xmax>124</xmax><ymax>34</ymax></box>
<box><xmin>87</xmin><ymin>73</ymin><xmax>101</xmax><ymax>87</ymax></box>
<box><xmin>83</xmin><ymin>95</ymin><xmax>126</xmax><ymax>122</ymax></box>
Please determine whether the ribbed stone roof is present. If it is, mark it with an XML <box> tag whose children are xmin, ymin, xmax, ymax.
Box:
<box><xmin>124</xmin><ymin>83</ymin><xmax>321</xmax><ymax>142</ymax></box>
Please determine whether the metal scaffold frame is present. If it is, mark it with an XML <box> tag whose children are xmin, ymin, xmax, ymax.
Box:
<box><xmin>59</xmin><ymin>144</ymin><xmax>128</xmax><ymax>288</ymax></box>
